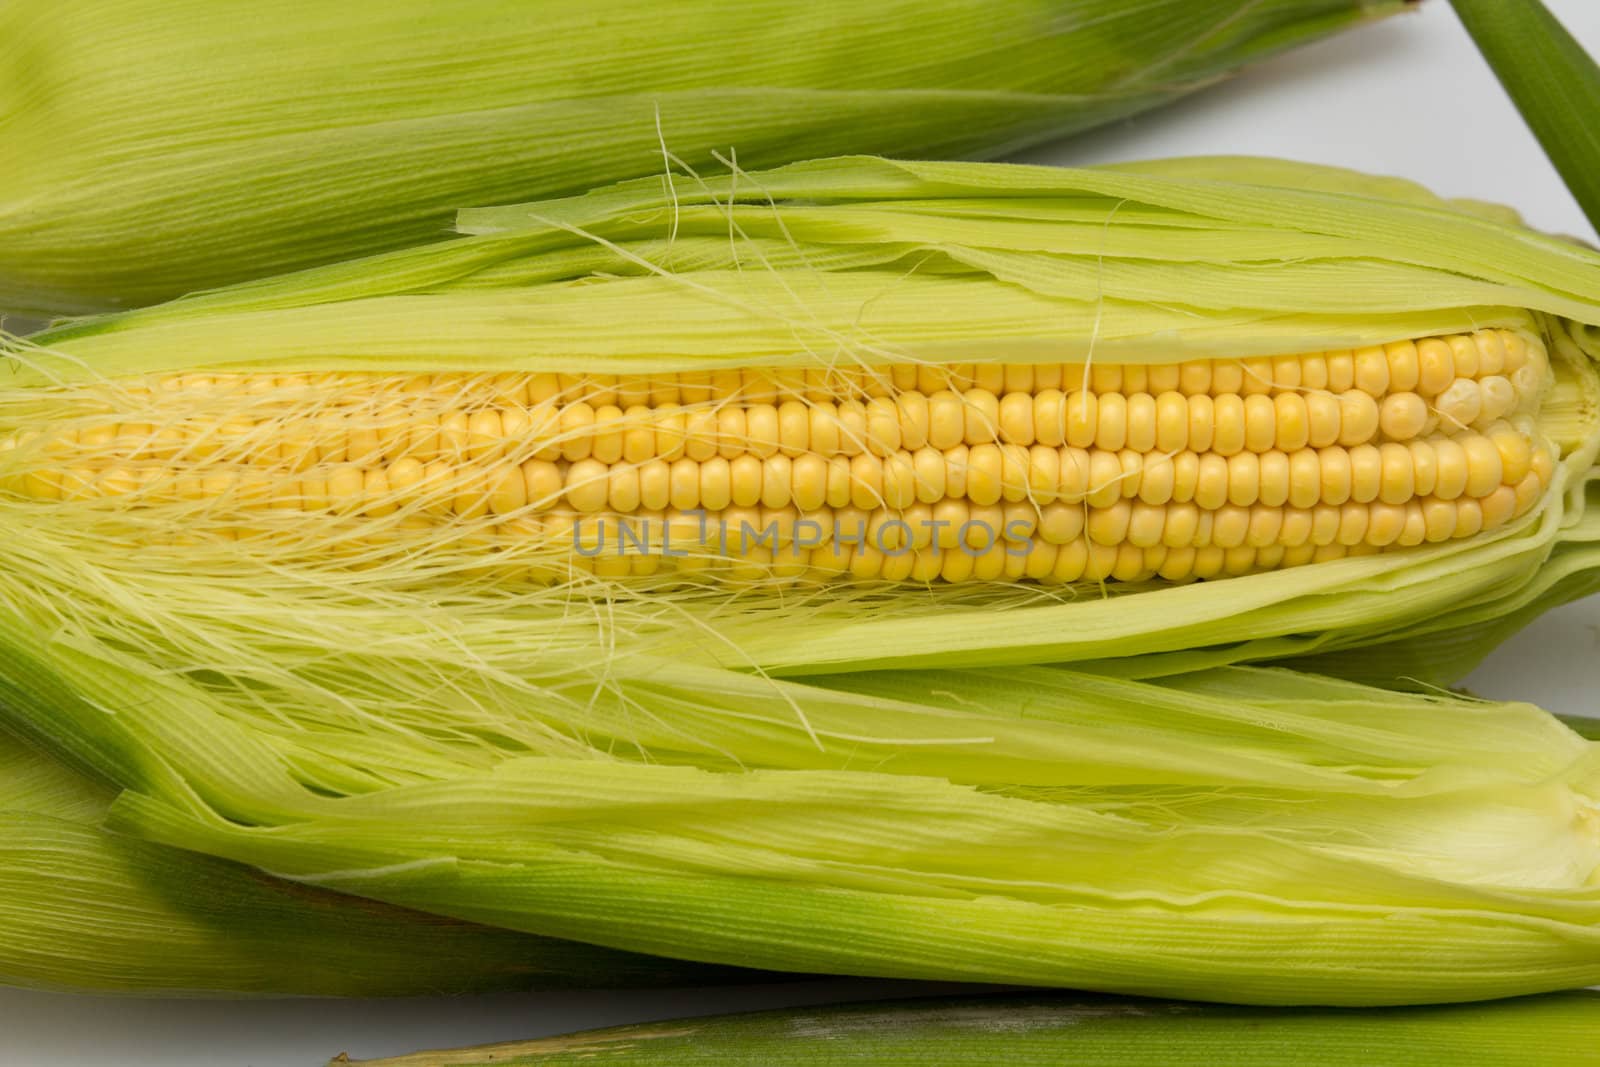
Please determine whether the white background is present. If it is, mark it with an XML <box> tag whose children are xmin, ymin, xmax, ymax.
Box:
<box><xmin>6</xmin><ymin>1</ymin><xmax>1600</xmax><ymax>1063</ymax></box>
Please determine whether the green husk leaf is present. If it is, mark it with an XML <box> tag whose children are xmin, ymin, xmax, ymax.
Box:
<box><xmin>336</xmin><ymin>991</ymin><xmax>1600</xmax><ymax>1067</ymax></box>
<box><xmin>1450</xmin><ymin>0</ymin><xmax>1600</xmax><ymax>237</ymax></box>
<box><xmin>0</xmin><ymin>729</ymin><xmax>747</xmax><ymax>995</ymax></box>
<box><xmin>0</xmin><ymin>0</ymin><xmax>1410</xmax><ymax>316</ymax></box>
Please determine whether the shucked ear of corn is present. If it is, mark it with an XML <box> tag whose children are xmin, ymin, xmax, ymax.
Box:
<box><xmin>7</xmin><ymin>156</ymin><xmax>1600</xmax><ymax>687</ymax></box>
<box><xmin>334</xmin><ymin>991</ymin><xmax>1600</xmax><ymax>1067</ymax></box>
<box><xmin>0</xmin><ymin>0</ymin><xmax>1411</xmax><ymax>317</ymax></box>
<box><xmin>0</xmin><ymin>730</ymin><xmax>743</xmax><ymax>995</ymax></box>
<box><xmin>8</xmin><ymin>157</ymin><xmax>1600</xmax><ymax>1005</ymax></box>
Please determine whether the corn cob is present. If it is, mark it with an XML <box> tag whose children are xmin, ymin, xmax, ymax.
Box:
<box><xmin>0</xmin><ymin>730</ymin><xmax>743</xmax><ymax>995</ymax></box>
<box><xmin>335</xmin><ymin>991</ymin><xmax>1600</xmax><ymax>1067</ymax></box>
<box><xmin>0</xmin><ymin>0</ymin><xmax>1410</xmax><ymax>316</ymax></box>
<box><xmin>0</xmin><ymin>326</ymin><xmax>1559</xmax><ymax>584</ymax></box>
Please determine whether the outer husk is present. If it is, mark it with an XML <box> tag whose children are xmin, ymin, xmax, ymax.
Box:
<box><xmin>0</xmin><ymin>0</ymin><xmax>1409</xmax><ymax>316</ymax></box>
<box><xmin>335</xmin><ymin>991</ymin><xmax>1600</xmax><ymax>1066</ymax></box>
<box><xmin>0</xmin><ymin>730</ymin><xmax>744</xmax><ymax>996</ymax></box>
<box><xmin>6</xmin><ymin>157</ymin><xmax>1600</xmax><ymax>1005</ymax></box>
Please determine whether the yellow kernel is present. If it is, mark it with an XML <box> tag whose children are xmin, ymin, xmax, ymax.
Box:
<box><xmin>963</xmin><ymin>389</ymin><xmax>1000</xmax><ymax>446</ymax></box>
<box><xmin>566</xmin><ymin>459</ymin><xmax>609</xmax><ymax>513</ymax></box>
<box><xmin>998</xmin><ymin>392</ymin><xmax>1034</xmax><ymax>446</ymax></box>
<box><xmin>1246</xmin><ymin>505</ymin><xmax>1283</xmax><ymax>548</ymax></box>
<box><xmin>1210</xmin><ymin>394</ymin><xmax>1244</xmax><ymax>456</ymax></box>
<box><xmin>1348</xmin><ymin>444</ymin><xmax>1382</xmax><ymax>504</ymax></box>
<box><xmin>1379</xmin><ymin>393</ymin><xmax>1428</xmax><ymax>441</ymax></box>
<box><xmin>1274</xmin><ymin>392</ymin><xmax>1309</xmax><ymax>452</ymax></box>
<box><xmin>1475</xmin><ymin>376</ymin><xmax>1517</xmax><ymax>427</ymax></box>
<box><xmin>1480</xmin><ymin>485</ymin><xmax>1517</xmax><ymax>530</ymax></box>
<box><xmin>896</xmin><ymin>392</ymin><xmax>930</xmax><ymax>451</ymax></box>
<box><xmin>1210</xmin><ymin>360</ymin><xmax>1244</xmax><ymax>395</ymax></box>
<box><xmin>1170</xmin><ymin>451</ymin><xmax>1199</xmax><ymax>504</ymax></box>
<box><xmin>654</xmin><ymin>404</ymin><xmax>688</xmax><ymax>463</ymax></box>
<box><xmin>592</xmin><ymin>405</ymin><xmax>627</xmax><ymax>464</ymax></box>
<box><xmin>1305</xmin><ymin>392</ymin><xmax>1341</xmax><ymax>449</ymax></box>
<box><xmin>1154</xmin><ymin>392</ymin><xmax>1187</xmax><ymax>453</ymax></box>
<box><xmin>1280</xmin><ymin>508</ymin><xmax>1313</xmax><ymax>547</ymax></box>
<box><xmin>1138</xmin><ymin>452</ymin><xmax>1175</xmax><ymax>506</ymax></box>
<box><xmin>1474</xmin><ymin>331</ymin><xmax>1506</xmax><ymax>375</ymax></box>
<box><xmin>1086</xmin><ymin>450</ymin><xmax>1123</xmax><ymax>509</ymax></box>
<box><xmin>745</xmin><ymin>404</ymin><xmax>780</xmax><ymax>459</ymax></box>
<box><xmin>1239</xmin><ymin>357</ymin><xmax>1274</xmax><ymax>396</ymax></box>
<box><xmin>866</xmin><ymin>397</ymin><xmax>901</xmax><ymax>457</ymax></box>
<box><xmin>1337</xmin><ymin>391</ymin><xmax>1380</xmax><ymax>446</ymax></box>
<box><xmin>836</xmin><ymin>400</ymin><xmax>867</xmax><ymax>456</ymax></box>
<box><xmin>1163</xmin><ymin>502</ymin><xmax>1200</xmax><ymax>548</ymax></box>
<box><xmin>731</xmin><ymin>454</ymin><xmax>765</xmax><ymax>508</ymax></box>
<box><xmin>454</xmin><ymin>410</ymin><xmax>498</xmax><ymax>464</ymax></box>
<box><xmin>1243</xmin><ymin>394</ymin><xmax>1276</xmax><ymax>453</ymax></box>
<box><xmin>1194</xmin><ymin>452</ymin><xmax>1229</xmax><ymax>510</ymax></box>
<box><xmin>927</xmin><ymin>392</ymin><xmax>964</xmax><ymax>451</ymax></box>
<box><xmin>1124</xmin><ymin>394</ymin><xmax>1157</xmax><ymax>453</ymax></box>
<box><xmin>1186</xmin><ymin>394</ymin><xmax>1215</xmax><ymax>454</ymax></box>
<box><xmin>1461</xmin><ymin>434</ymin><xmax>1504</xmax><ymax>498</ymax></box>
<box><xmin>1059</xmin><ymin>448</ymin><xmax>1090</xmax><ymax>503</ymax></box>
<box><xmin>1432</xmin><ymin>438</ymin><xmax>1469</xmax><ymax>500</ymax></box>
<box><xmin>1089</xmin><ymin>363</ymin><xmax>1122</xmax><ymax>393</ymax></box>
<box><xmin>942</xmin><ymin>445</ymin><xmax>969</xmax><ymax>501</ymax></box>
<box><xmin>1422</xmin><ymin>498</ymin><xmax>1457</xmax><ymax>542</ymax></box>
<box><xmin>1034</xmin><ymin>390</ymin><xmax>1066</xmax><ymax>448</ymax></box>
<box><xmin>1325</xmin><ymin>351</ymin><xmax>1355</xmax><ymax>392</ymax></box>
<box><xmin>1404</xmin><ymin>440</ymin><xmax>1437</xmax><ymax>499</ymax></box>
<box><xmin>608</xmin><ymin>464</ymin><xmax>642</xmax><ymax>513</ymax></box>
<box><xmin>1212</xmin><ymin>505</ymin><xmax>1250</xmax><ymax>549</ymax></box>
<box><xmin>1288</xmin><ymin>449</ymin><xmax>1321</xmax><ymax>509</ymax></box>
<box><xmin>1178</xmin><ymin>360</ymin><xmax>1211</xmax><ymax>395</ymax></box>
<box><xmin>1319</xmin><ymin>446</ymin><xmax>1352</xmax><ymax>506</ymax></box>
<box><xmin>1416</xmin><ymin>339</ymin><xmax>1456</xmax><ymax>397</ymax></box>
<box><xmin>1065</xmin><ymin>391</ymin><xmax>1098</xmax><ymax>449</ymax></box>
<box><xmin>884</xmin><ymin>452</ymin><xmax>918</xmax><ymax>510</ymax></box>
<box><xmin>700</xmin><ymin>457</ymin><xmax>732</xmax><ymax>511</ymax></box>
<box><xmin>966</xmin><ymin>444</ymin><xmax>1004</xmax><ymax>507</ymax></box>
<box><xmin>1226</xmin><ymin>451</ymin><xmax>1260</xmax><ymax>507</ymax></box>
<box><xmin>1447</xmin><ymin>335</ymin><xmax>1480</xmax><ymax>379</ymax></box>
<box><xmin>1384</xmin><ymin>341</ymin><xmax>1420</xmax><ymax>392</ymax></box>
<box><xmin>1095</xmin><ymin>393</ymin><xmax>1128</xmax><ymax>452</ymax></box>
<box><xmin>1258</xmin><ymin>450</ymin><xmax>1290</xmax><ymax>508</ymax></box>
<box><xmin>1378</xmin><ymin>442</ymin><xmax>1414</xmax><ymax>505</ymax></box>
<box><xmin>1353</xmin><ymin>347</ymin><xmax>1390</xmax><ymax>395</ymax></box>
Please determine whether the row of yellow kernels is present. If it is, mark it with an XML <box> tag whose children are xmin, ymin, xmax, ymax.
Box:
<box><xmin>16</xmin><ymin>423</ymin><xmax>1546</xmax><ymax>523</ymax></box>
<box><xmin>548</xmin><ymin>428</ymin><xmax>1540</xmax><ymax>515</ymax></box>
<box><xmin>526</xmin><ymin>538</ymin><xmax>1349</xmax><ymax>584</ymax></box>
<box><xmin>46</xmin><ymin>457</ymin><xmax>1542</xmax><ymax>557</ymax></box>
<box><xmin>45</xmin><ymin>377</ymin><xmax>1517</xmax><ymax>478</ymax></box>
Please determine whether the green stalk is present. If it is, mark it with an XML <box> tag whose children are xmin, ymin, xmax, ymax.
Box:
<box><xmin>1450</xmin><ymin>0</ymin><xmax>1600</xmax><ymax>236</ymax></box>
<box><xmin>335</xmin><ymin>992</ymin><xmax>1600</xmax><ymax>1066</ymax></box>
<box><xmin>0</xmin><ymin>730</ymin><xmax>745</xmax><ymax>995</ymax></box>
